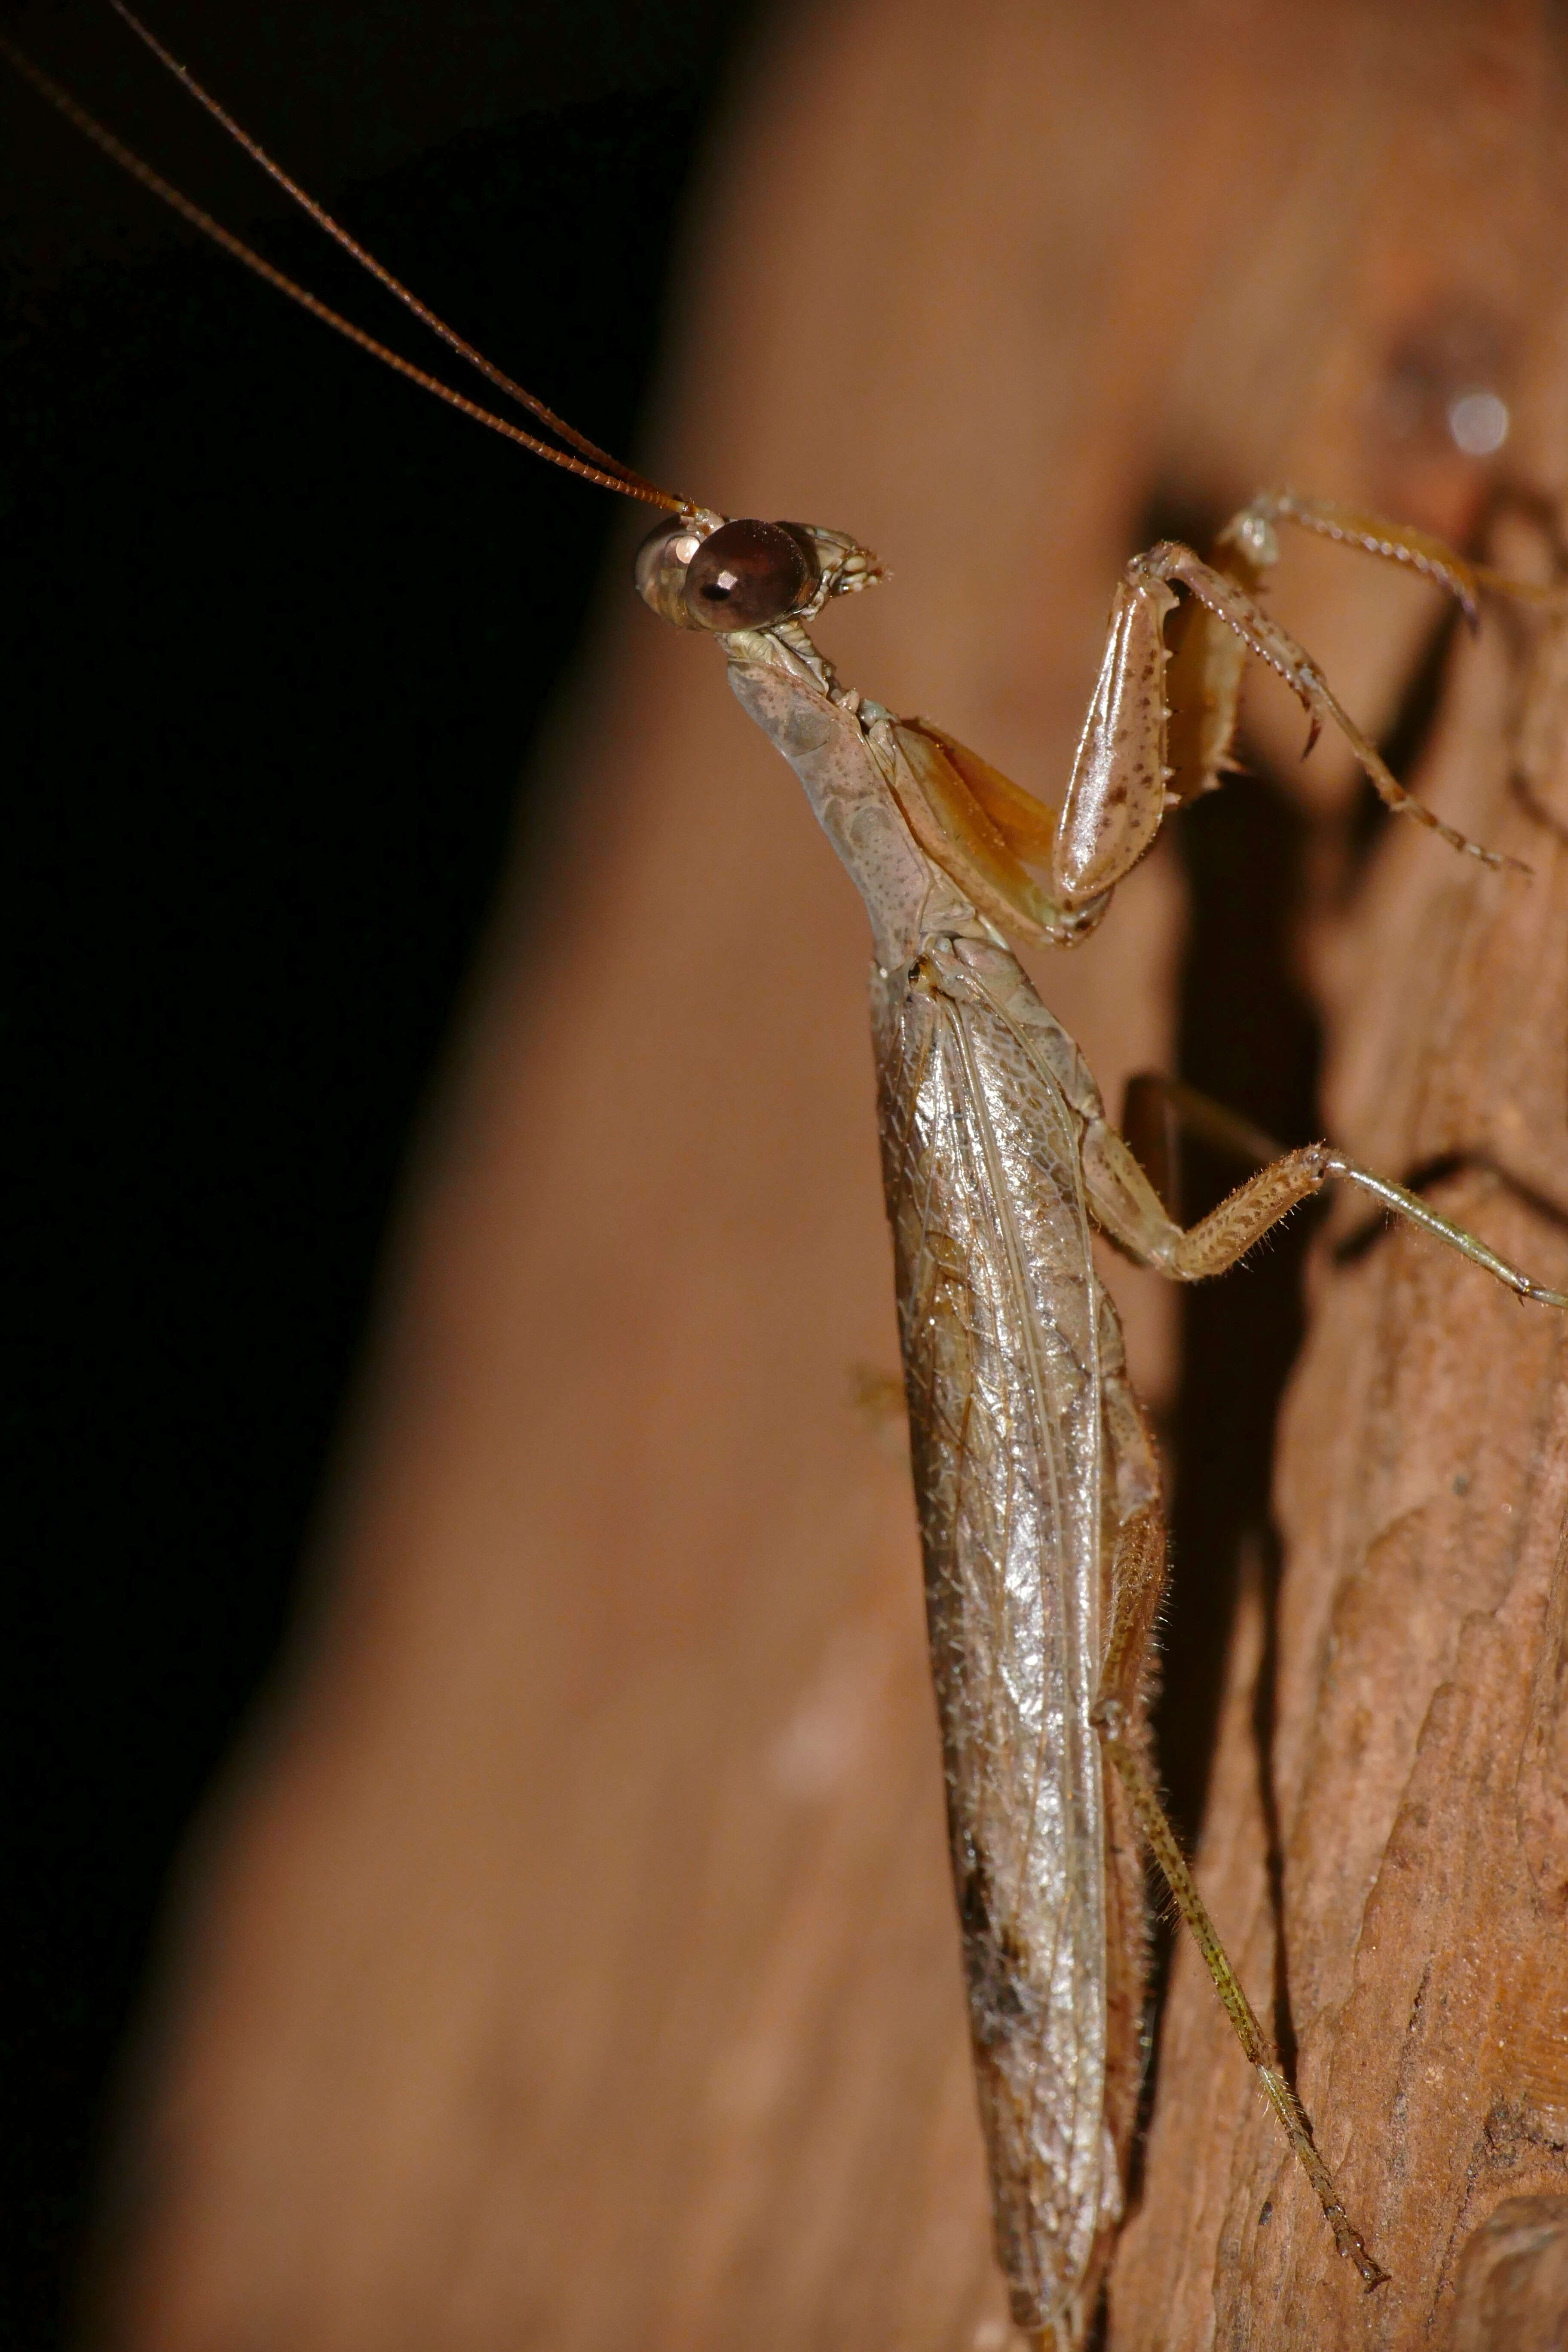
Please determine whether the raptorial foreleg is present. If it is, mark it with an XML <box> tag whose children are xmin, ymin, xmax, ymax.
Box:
<box><xmin>1053</xmin><ymin>493</ymin><xmax>1563</xmax><ymax>911</ymax></box>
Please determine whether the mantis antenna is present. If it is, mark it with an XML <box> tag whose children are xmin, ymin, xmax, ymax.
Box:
<box><xmin>0</xmin><ymin>15</ymin><xmax>689</xmax><ymax>513</ymax></box>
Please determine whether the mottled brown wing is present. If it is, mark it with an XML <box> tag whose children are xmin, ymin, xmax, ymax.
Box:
<box><xmin>872</xmin><ymin>936</ymin><xmax>1112</xmax><ymax>2335</ymax></box>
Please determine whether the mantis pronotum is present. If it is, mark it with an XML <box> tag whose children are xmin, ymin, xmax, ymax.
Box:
<box><xmin>11</xmin><ymin>17</ymin><xmax>1567</xmax><ymax>2345</ymax></box>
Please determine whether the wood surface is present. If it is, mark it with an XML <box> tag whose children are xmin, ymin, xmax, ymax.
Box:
<box><xmin>93</xmin><ymin>3</ymin><xmax>1568</xmax><ymax>2347</ymax></box>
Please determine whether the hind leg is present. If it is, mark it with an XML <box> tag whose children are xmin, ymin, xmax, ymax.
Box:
<box><xmin>1090</xmin><ymin>1453</ymin><xmax>1388</xmax><ymax>2290</ymax></box>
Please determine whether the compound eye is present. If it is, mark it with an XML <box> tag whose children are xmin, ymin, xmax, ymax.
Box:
<box><xmin>683</xmin><ymin>518</ymin><xmax>816</xmax><ymax>631</ymax></box>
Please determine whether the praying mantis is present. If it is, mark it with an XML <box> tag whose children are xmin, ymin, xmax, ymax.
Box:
<box><xmin>9</xmin><ymin>16</ymin><xmax>1568</xmax><ymax>2347</ymax></box>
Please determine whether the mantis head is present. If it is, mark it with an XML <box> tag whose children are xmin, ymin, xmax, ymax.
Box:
<box><xmin>634</xmin><ymin>512</ymin><xmax>884</xmax><ymax>634</ymax></box>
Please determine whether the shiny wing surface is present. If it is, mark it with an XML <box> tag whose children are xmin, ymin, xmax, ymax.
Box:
<box><xmin>873</xmin><ymin>935</ymin><xmax>1110</xmax><ymax>2331</ymax></box>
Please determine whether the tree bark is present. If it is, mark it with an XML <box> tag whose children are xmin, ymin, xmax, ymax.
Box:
<box><xmin>1113</xmin><ymin>402</ymin><xmax>1568</xmax><ymax>2336</ymax></box>
<box><xmin>1110</xmin><ymin>15</ymin><xmax>1568</xmax><ymax>2343</ymax></box>
<box><xmin>95</xmin><ymin>4</ymin><xmax>1568</xmax><ymax>2348</ymax></box>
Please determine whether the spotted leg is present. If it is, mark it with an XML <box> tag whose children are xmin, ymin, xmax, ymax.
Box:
<box><xmin>1053</xmin><ymin>493</ymin><xmax>1565</xmax><ymax>911</ymax></box>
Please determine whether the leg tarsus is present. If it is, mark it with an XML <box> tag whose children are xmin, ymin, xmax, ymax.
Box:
<box><xmin>1097</xmin><ymin>1703</ymin><xmax>1390</xmax><ymax>2290</ymax></box>
<box><xmin>1323</xmin><ymin>1156</ymin><xmax>1568</xmax><ymax>1307</ymax></box>
<box><xmin>1093</xmin><ymin>1508</ymin><xmax>1389</xmax><ymax>2288</ymax></box>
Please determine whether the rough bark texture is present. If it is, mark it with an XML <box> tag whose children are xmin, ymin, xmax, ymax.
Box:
<box><xmin>1109</xmin><ymin>20</ymin><xmax>1568</xmax><ymax>2341</ymax></box>
<box><xmin>1112</xmin><ymin>531</ymin><xmax>1568</xmax><ymax>2339</ymax></box>
<box><xmin>92</xmin><ymin>4</ymin><xmax>1568</xmax><ymax>2348</ymax></box>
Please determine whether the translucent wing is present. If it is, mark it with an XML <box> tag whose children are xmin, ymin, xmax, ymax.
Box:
<box><xmin>872</xmin><ymin>934</ymin><xmax>1112</xmax><ymax>2333</ymax></box>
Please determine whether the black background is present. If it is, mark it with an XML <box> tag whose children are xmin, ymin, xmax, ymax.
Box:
<box><xmin>3</xmin><ymin>4</ymin><xmax>733</xmax><ymax>2339</ymax></box>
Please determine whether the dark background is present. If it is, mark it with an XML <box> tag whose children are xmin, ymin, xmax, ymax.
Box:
<box><xmin>2</xmin><ymin>7</ymin><xmax>1397</xmax><ymax>2340</ymax></box>
<box><xmin>3</xmin><ymin>4</ymin><xmax>733</xmax><ymax>2340</ymax></box>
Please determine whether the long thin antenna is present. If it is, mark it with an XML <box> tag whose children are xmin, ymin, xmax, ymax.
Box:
<box><xmin>0</xmin><ymin>30</ymin><xmax>689</xmax><ymax>512</ymax></box>
<box><xmin>106</xmin><ymin>2</ymin><xmax>676</xmax><ymax>506</ymax></box>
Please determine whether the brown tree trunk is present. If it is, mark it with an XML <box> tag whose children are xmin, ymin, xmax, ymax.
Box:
<box><xmin>1109</xmin><ymin>17</ymin><xmax>1568</xmax><ymax>2345</ymax></box>
<box><xmin>95</xmin><ymin>5</ymin><xmax>1568</xmax><ymax>2348</ymax></box>
<box><xmin>1112</xmin><ymin>352</ymin><xmax>1568</xmax><ymax>2349</ymax></box>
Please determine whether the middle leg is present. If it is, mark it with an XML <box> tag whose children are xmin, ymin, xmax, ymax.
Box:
<box><xmin>1079</xmin><ymin>1085</ymin><xmax>1566</xmax><ymax>1304</ymax></box>
<box><xmin>1106</xmin><ymin>1072</ymin><xmax>1568</xmax><ymax>1304</ymax></box>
